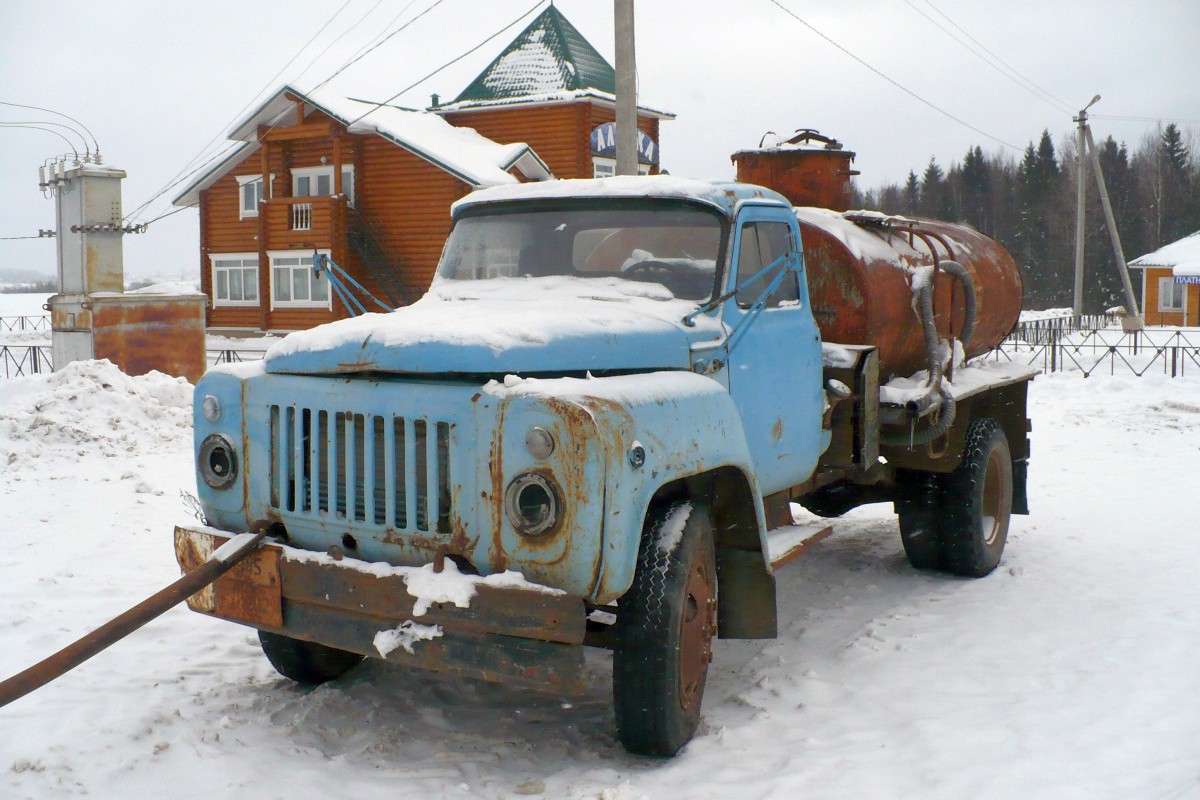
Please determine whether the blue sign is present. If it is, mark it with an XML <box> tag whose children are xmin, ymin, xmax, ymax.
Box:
<box><xmin>590</xmin><ymin>122</ymin><xmax>659</xmax><ymax>166</ymax></box>
<box><xmin>1174</xmin><ymin>275</ymin><xmax>1200</xmax><ymax>285</ymax></box>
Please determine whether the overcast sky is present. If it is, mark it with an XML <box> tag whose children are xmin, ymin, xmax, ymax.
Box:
<box><xmin>2</xmin><ymin>0</ymin><xmax>1197</xmax><ymax>280</ymax></box>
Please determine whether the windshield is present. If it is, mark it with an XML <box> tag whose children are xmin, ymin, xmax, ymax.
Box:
<box><xmin>437</xmin><ymin>201</ymin><xmax>725</xmax><ymax>301</ymax></box>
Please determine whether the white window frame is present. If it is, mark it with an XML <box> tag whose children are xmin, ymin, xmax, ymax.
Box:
<box><xmin>292</xmin><ymin>164</ymin><xmax>355</xmax><ymax>205</ymax></box>
<box><xmin>1159</xmin><ymin>277</ymin><xmax>1185</xmax><ymax>312</ymax></box>
<box><xmin>269</xmin><ymin>249</ymin><xmax>332</xmax><ymax>310</ymax></box>
<box><xmin>236</xmin><ymin>173</ymin><xmax>273</xmax><ymax>219</ymax></box>
<box><xmin>209</xmin><ymin>253</ymin><xmax>260</xmax><ymax>307</ymax></box>
<box><xmin>592</xmin><ymin>157</ymin><xmax>648</xmax><ymax>178</ymax></box>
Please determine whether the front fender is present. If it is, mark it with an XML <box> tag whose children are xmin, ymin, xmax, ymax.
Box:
<box><xmin>486</xmin><ymin>371</ymin><xmax>766</xmax><ymax>605</ymax></box>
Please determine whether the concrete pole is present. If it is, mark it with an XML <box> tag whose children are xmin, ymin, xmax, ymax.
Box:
<box><xmin>614</xmin><ymin>0</ymin><xmax>638</xmax><ymax>177</ymax></box>
<box><xmin>1083</xmin><ymin>123</ymin><xmax>1145</xmax><ymax>330</ymax></box>
<box><xmin>1072</xmin><ymin>110</ymin><xmax>1088</xmax><ymax>319</ymax></box>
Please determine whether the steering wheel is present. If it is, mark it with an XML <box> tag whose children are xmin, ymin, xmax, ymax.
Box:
<box><xmin>624</xmin><ymin>259</ymin><xmax>691</xmax><ymax>281</ymax></box>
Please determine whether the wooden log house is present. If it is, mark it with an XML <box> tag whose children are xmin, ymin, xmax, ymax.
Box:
<box><xmin>173</xmin><ymin>6</ymin><xmax>672</xmax><ymax>334</ymax></box>
<box><xmin>1130</xmin><ymin>230</ymin><xmax>1200</xmax><ymax>327</ymax></box>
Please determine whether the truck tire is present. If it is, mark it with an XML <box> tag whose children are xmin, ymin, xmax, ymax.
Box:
<box><xmin>895</xmin><ymin>471</ymin><xmax>944</xmax><ymax>571</ymax></box>
<box><xmin>613</xmin><ymin>502</ymin><xmax>716</xmax><ymax>757</ymax></box>
<box><xmin>941</xmin><ymin>417</ymin><xmax>1013</xmax><ymax>577</ymax></box>
<box><xmin>258</xmin><ymin>630</ymin><xmax>363</xmax><ymax>684</ymax></box>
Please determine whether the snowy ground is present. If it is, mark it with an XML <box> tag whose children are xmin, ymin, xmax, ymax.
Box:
<box><xmin>2</xmin><ymin>360</ymin><xmax>1199</xmax><ymax>799</ymax></box>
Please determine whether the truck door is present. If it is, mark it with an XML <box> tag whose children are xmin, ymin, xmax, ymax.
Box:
<box><xmin>722</xmin><ymin>208</ymin><xmax>824</xmax><ymax>494</ymax></box>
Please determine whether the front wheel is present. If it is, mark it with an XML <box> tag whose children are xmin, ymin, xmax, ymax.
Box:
<box><xmin>258</xmin><ymin>630</ymin><xmax>363</xmax><ymax>684</ymax></box>
<box><xmin>940</xmin><ymin>417</ymin><xmax>1013</xmax><ymax>577</ymax></box>
<box><xmin>613</xmin><ymin>502</ymin><xmax>717</xmax><ymax>757</ymax></box>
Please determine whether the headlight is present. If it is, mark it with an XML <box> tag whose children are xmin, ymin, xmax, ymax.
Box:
<box><xmin>504</xmin><ymin>472</ymin><xmax>562</xmax><ymax>537</ymax></box>
<box><xmin>201</xmin><ymin>394</ymin><xmax>222</xmax><ymax>423</ymax></box>
<box><xmin>198</xmin><ymin>434</ymin><xmax>238</xmax><ymax>489</ymax></box>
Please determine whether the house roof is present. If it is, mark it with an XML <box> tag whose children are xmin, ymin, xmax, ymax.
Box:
<box><xmin>1130</xmin><ymin>230</ymin><xmax>1200</xmax><ymax>277</ymax></box>
<box><xmin>172</xmin><ymin>85</ymin><xmax>551</xmax><ymax>207</ymax></box>
<box><xmin>451</xmin><ymin>5</ymin><xmax>616</xmax><ymax>106</ymax></box>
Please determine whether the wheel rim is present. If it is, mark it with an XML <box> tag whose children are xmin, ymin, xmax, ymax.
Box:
<box><xmin>981</xmin><ymin>446</ymin><xmax>1012</xmax><ymax>546</ymax></box>
<box><xmin>677</xmin><ymin>549</ymin><xmax>715</xmax><ymax>713</ymax></box>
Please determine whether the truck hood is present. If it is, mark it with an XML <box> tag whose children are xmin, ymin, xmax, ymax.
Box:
<box><xmin>263</xmin><ymin>277</ymin><xmax>723</xmax><ymax>376</ymax></box>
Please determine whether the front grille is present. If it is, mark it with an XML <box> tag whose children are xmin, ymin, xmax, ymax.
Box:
<box><xmin>269</xmin><ymin>405</ymin><xmax>452</xmax><ymax>533</ymax></box>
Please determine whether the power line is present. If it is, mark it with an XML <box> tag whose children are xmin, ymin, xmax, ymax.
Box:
<box><xmin>291</xmin><ymin>0</ymin><xmax>391</xmax><ymax>88</ymax></box>
<box><xmin>767</xmin><ymin>0</ymin><xmax>1020</xmax><ymax>152</ymax></box>
<box><xmin>306</xmin><ymin>0</ymin><xmax>449</xmax><ymax>95</ymax></box>
<box><xmin>124</xmin><ymin>0</ymin><xmax>355</xmax><ymax>224</ymax></box>
<box><xmin>903</xmin><ymin>0</ymin><xmax>1074</xmax><ymax>116</ymax></box>
<box><xmin>347</xmin><ymin>0</ymin><xmax>547</xmax><ymax>127</ymax></box>
<box><xmin>0</xmin><ymin>123</ymin><xmax>80</xmax><ymax>158</ymax></box>
<box><xmin>338</xmin><ymin>0</ymin><xmax>423</xmax><ymax>69</ymax></box>
<box><xmin>0</xmin><ymin>100</ymin><xmax>99</xmax><ymax>153</ymax></box>
<box><xmin>0</xmin><ymin>120</ymin><xmax>89</xmax><ymax>154</ymax></box>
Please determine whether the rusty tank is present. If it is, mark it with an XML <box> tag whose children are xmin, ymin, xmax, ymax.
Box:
<box><xmin>733</xmin><ymin>130</ymin><xmax>1023</xmax><ymax>379</ymax></box>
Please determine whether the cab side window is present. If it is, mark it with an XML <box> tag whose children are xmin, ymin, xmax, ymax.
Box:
<box><xmin>735</xmin><ymin>221</ymin><xmax>800</xmax><ymax>308</ymax></box>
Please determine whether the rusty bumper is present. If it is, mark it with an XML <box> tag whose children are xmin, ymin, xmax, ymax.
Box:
<box><xmin>174</xmin><ymin>526</ymin><xmax>588</xmax><ymax>695</ymax></box>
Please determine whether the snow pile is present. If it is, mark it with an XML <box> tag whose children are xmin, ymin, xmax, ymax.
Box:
<box><xmin>0</xmin><ymin>359</ymin><xmax>192</xmax><ymax>469</ymax></box>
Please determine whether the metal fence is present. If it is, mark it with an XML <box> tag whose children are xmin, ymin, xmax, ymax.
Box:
<box><xmin>994</xmin><ymin>325</ymin><xmax>1200</xmax><ymax>377</ymax></box>
<box><xmin>0</xmin><ymin>314</ymin><xmax>50</xmax><ymax>332</ymax></box>
<box><xmin>1</xmin><ymin>345</ymin><xmax>53</xmax><ymax>377</ymax></box>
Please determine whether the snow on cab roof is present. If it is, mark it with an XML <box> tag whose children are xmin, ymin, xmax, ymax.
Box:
<box><xmin>452</xmin><ymin>175</ymin><xmax>791</xmax><ymax>216</ymax></box>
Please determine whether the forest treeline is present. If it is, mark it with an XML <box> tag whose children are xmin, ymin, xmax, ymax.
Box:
<box><xmin>852</xmin><ymin>123</ymin><xmax>1200</xmax><ymax>312</ymax></box>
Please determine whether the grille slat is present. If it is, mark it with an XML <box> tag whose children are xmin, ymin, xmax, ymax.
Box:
<box><xmin>270</xmin><ymin>404</ymin><xmax>452</xmax><ymax>534</ymax></box>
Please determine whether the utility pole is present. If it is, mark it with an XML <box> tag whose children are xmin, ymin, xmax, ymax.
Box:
<box><xmin>1071</xmin><ymin>96</ymin><xmax>1145</xmax><ymax>331</ymax></box>
<box><xmin>1072</xmin><ymin>96</ymin><xmax>1098</xmax><ymax>320</ymax></box>
<box><xmin>614</xmin><ymin>0</ymin><xmax>638</xmax><ymax>176</ymax></box>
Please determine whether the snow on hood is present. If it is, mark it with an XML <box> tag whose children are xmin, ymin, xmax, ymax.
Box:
<box><xmin>263</xmin><ymin>276</ymin><xmax>723</xmax><ymax>376</ymax></box>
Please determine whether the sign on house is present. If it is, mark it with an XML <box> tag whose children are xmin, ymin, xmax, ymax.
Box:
<box><xmin>1174</xmin><ymin>276</ymin><xmax>1200</xmax><ymax>285</ymax></box>
<box><xmin>591</xmin><ymin>122</ymin><xmax>659</xmax><ymax>166</ymax></box>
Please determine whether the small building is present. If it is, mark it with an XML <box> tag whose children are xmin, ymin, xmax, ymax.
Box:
<box><xmin>173</xmin><ymin>5</ymin><xmax>671</xmax><ymax>334</ymax></box>
<box><xmin>1130</xmin><ymin>230</ymin><xmax>1200</xmax><ymax>326</ymax></box>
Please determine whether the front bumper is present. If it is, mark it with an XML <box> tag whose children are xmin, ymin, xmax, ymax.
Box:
<box><xmin>174</xmin><ymin>525</ymin><xmax>588</xmax><ymax>694</ymax></box>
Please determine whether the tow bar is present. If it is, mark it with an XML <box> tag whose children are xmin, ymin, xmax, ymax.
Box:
<box><xmin>0</xmin><ymin>532</ymin><xmax>266</xmax><ymax>708</ymax></box>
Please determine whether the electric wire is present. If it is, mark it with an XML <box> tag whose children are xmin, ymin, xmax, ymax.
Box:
<box><xmin>916</xmin><ymin>0</ymin><xmax>1074</xmax><ymax>114</ymax></box>
<box><xmin>903</xmin><ymin>0</ymin><xmax>1073</xmax><ymax>115</ymax></box>
<box><xmin>290</xmin><ymin>0</ymin><xmax>389</xmax><ymax>88</ymax></box>
<box><xmin>346</xmin><ymin>0</ymin><xmax>547</xmax><ymax>127</ymax></box>
<box><xmin>338</xmin><ymin>0</ymin><xmax>422</xmax><ymax>68</ymax></box>
<box><xmin>304</xmin><ymin>0</ymin><xmax>448</xmax><ymax>95</ymax></box>
<box><xmin>123</xmin><ymin>0</ymin><xmax>357</xmax><ymax>224</ymax></box>
<box><xmin>0</xmin><ymin>120</ymin><xmax>89</xmax><ymax>155</ymax></box>
<box><xmin>0</xmin><ymin>123</ymin><xmax>79</xmax><ymax>158</ymax></box>
<box><xmin>768</xmin><ymin>0</ymin><xmax>1020</xmax><ymax>151</ymax></box>
<box><xmin>0</xmin><ymin>100</ymin><xmax>99</xmax><ymax>153</ymax></box>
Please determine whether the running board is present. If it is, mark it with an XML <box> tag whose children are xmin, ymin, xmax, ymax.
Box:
<box><xmin>767</xmin><ymin>524</ymin><xmax>834</xmax><ymax>570</ymax></box>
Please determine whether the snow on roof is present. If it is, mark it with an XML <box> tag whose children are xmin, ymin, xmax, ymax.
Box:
<box><xmin>433</xmin><ymin>88</ymin><xmax>674</xmax><ymax>119</ymax></box>
<box><xmin>306</xmin><ymin>87</ymin><xmax>549</xmax><ymax>187</ymax></box>
<box><xmin>452</xmin><ymin>175</ymin><xmax>790</xmax><ymax>216</ymax></box>
<box><xmin>173</xmin><ymin>85</ymin><xmax>551</xmax><ymax>206</ymax></box>
<box><xmin>452</xmin><ymin>5</ymin><xmax>616</xmax><ymax>105</ymax></box>
<box><xmin>1130</xmin><ymin>230</ymin><xmax>1200</xmax><ymax>276</ymax></box>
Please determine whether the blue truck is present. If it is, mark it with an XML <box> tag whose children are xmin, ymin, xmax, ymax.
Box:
<box><xmin>176</xmin><ymin>176</ymin><xmax>1033</xmax><ymax>756</ymax></box>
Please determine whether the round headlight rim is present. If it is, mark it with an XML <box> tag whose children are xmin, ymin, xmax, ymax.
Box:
<box><xmin>503</xmin><ymin>471</ymin><xmax>562</xmax><ymax>538</ymax></box>
<box><xmin>525</xmin><ymin>426</ymin><xmax>556</xmax><ymax>460</ymax></box>
<box><xmin>201</xmin><ymin>394</ymin><xmax>222</xmax><ymax>423</ymax></box>
<box><xmin>198</xmin><ymin>433</ymin><xmax>239</xmax><ymax>490</ymax></box>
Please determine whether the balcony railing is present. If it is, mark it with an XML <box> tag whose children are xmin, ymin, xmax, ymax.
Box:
<box><xmin>291</xmin><ymin>202</ymin><xmax>313</xmax><ymax>231</ymax></box>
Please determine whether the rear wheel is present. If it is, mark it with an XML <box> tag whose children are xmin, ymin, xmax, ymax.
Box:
<box><xmin>895</xmin><ymin>471</ymin><xmax>944</xmax><ymax>571</ymax></box>
<box><xmin>941</xmin><ymin>417</ymin><xmax>1013</xmax><ymax>577</ymax></box>
<box><xmin>258</xmin><ymin>631</ymin><xmax>363</xmax><ymax>684</ymax></box>
<box><xmin>613</xmin><ymin>502</ymin><xmax>717</xmax><ymax>757</ymax></box>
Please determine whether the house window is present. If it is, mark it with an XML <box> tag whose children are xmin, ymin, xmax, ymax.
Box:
<box><xmin>592</xmin><ymin>157</ymin><xmax>648</xmax><ymax>178</ymax></box>
<box><xmin>210</xmin><ymin>254</ymin><xmax>259</xmax><ymax>306</ymax></box>
<box><xmin>1159</xmin><ymin>277</ymin><xmax>1185</xmax><ymax>312</ymax></box>
<box><xmin>236</xmin><ymin>174</ymin><xmax>272</xmax><ymax>219</ymax></box>
<box><xmin>292</xmin><ymin>165</ymin><xmax>355</xmax><ymax>205</ymax></box>
<box><xmin>270</xmin><ymin>251</ymin><xmax>331</xmax><ymax>309</ymax></box>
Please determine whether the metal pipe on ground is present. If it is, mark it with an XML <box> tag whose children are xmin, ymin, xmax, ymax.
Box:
<box><xmin>0</xmin><ymin>532</ymin><xmax>266</xmax><ymax>708</ymax></box>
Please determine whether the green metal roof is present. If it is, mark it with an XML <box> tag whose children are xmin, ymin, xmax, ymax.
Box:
<box><xmin>451</xmin><ymin>5</ymin><xmax>616</xmax><ymax>105</ymax></box>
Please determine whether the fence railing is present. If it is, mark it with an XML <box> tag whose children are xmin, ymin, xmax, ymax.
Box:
<box><xmin>1</xmin><ymin>345</ymin><xmax>53</xmax><ymax>377</ymax></box>
<box><xmin>0</xmin><ymin>314</ymin><xmax>50</xmax><ymax>332</ymax></box>
<box><xmin>994</xmin><ymin>326</ymin><xmax>1200</xmax><ymax>377</ymax></box>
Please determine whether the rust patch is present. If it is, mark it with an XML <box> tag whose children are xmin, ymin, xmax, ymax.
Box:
<box><xmin>91</xmin><ymin>296</ymin><xmax>207</xmax><ymax>383</ymax></box>
<box><xmin>771</xmin><ymin>418</ymin><xmax>784</xmax><ymax>442</ymax></box>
